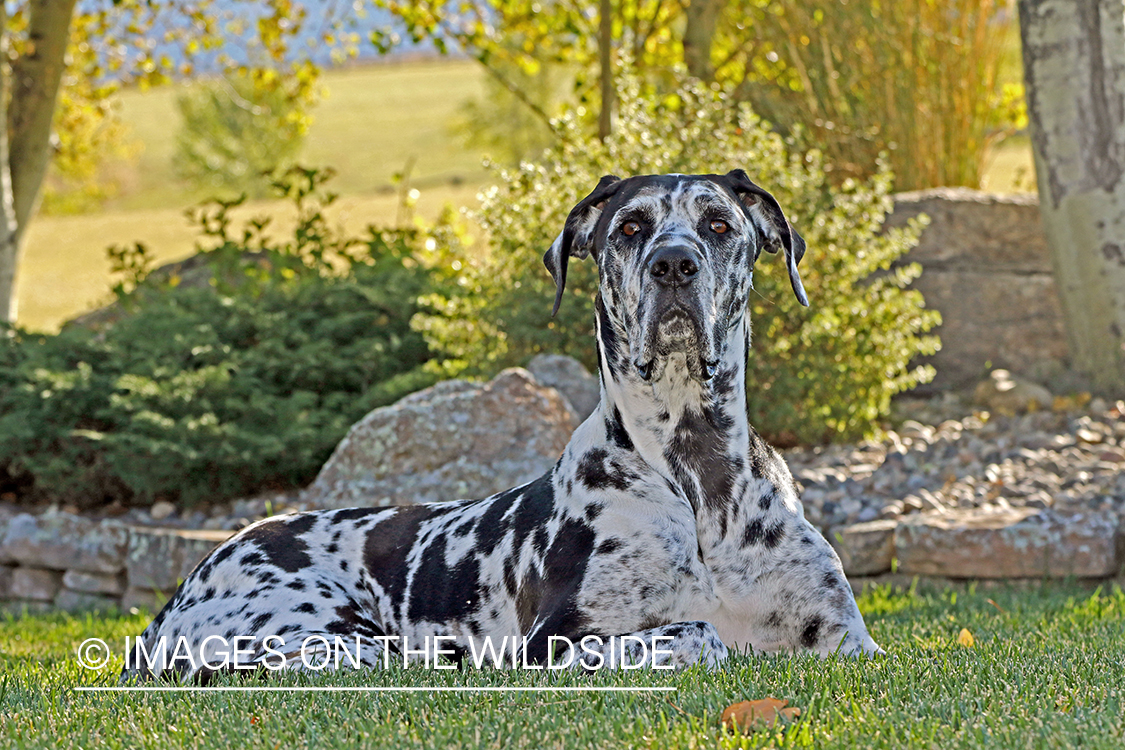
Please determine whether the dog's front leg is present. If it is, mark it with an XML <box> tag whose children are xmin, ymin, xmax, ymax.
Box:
<box><xmin>540</xmin><ymin>621</ymin><xmax>729</xmax><ymax>671</ymax></box>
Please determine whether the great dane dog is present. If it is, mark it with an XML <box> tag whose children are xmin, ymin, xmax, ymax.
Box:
<box><xmin>121</xmin><ymin>170</ymin><xmax>881</xmax><ymax>683</ymax></box>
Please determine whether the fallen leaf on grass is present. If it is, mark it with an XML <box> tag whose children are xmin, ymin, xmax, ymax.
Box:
<box><xmin>957</xmin><ymin>628</ymin><xmax>975</xmax><ymax>648</ymax></box>
<box><xmin>721</xmin><ymin>698</ymin><xmax>801</xmax><ymax>733</ymax></box>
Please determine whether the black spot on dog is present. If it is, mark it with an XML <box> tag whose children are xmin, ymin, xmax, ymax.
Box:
<box><xmin>595</xmin><ymin>295</ymin><xmax>623</xmax><ymax>378</ymax></box>
<box><xmin>577</xmin><ymin>448</ymin><xmax>634</xmax><ymax>492</ymax></box>
<box><xmin>363</xmin><ymin>504</ymin><xmax>440</xmax><ymax>608</ymax></box>
<box><xmin>331</xmin><ymin>507</ymin><xmax>380</xmax><ymax>524</ymax></box>
<box><xmin>473</xmin><ymin>485</ymin><xmax>523</xmax><ymax>556</ymax></box>
<box><xmin>666</xmin><ymin>406</ymin><xmax>736</xmax><ymax>515</ymax></box>
<box><xmin>758</xmin><ymin>490</ymin><xmax>776</xmax><ymax>511</ymax></box>
<box><xmin>584</xmin><ymin>502</ymin><xmax>604</xmax><ymax>521</ymax></box>
<box><xmin>606</xmin><ymin>406</ymin><xmax>634</xmax><ymax>451</ymax></box>
<box><xmin>763</xmin><ymin>522</ymin><xmax>785</xmax><ymax>549</ymax></box>
<box><xmin>195</xmin><ymin>543</ymin><xmax>236</xmax><ymax>584</ymax></box>
<box><xmin>237</xmin><ymin>515</ymin><xmax>315</xmax><ymax>574</ymax></box>
<box><xmin>509</xmin><ymin>473</ymin><xmax>556</xmax><ymax>553</ymax></box>
<box><xmin>800</xmin><ymin>616</ymin><xmax>824</xmax><ymax>649</ymax></box>
<box><xmin>742</xmin><ymin>518</ymin><xmax>763</xmax><ymax>547</ymax></box>
<box><xmin>294</xmin><ymin>602</ymin><xmax>316</xmax><ymax>615</ymax></box>
<box><xmin>285</xmin><ymin>579</ymin><xmax>306</xmax><ymax>591</ymax></box>
<box><xmin>324</xmin><ymin>603</ymin><xmax>386</xmax><ymax>640</ymax></box>
<box><xmin>408</xmin><ymin>533</ymin><xmax>484</xmax><ymax>624</ymax></box>
<box><xmin>597</xmin><ymin>537</ymin><xmax>622</xmax><ymax>555</ymax></box>
<box><xmin>520</xmin><ymin>516</ymin><xmax>597</xmax><ymax>664</ymax></box>
<box><xmin>249</xmin><ymin>612</ymin><xmax>272</xmax><ymax>632</ymax></box>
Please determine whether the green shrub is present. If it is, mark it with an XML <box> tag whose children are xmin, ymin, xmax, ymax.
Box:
<box><xmin>414</xmin><ymin>74</ymin><xmax>941</xmax><ymax>445</ymax></box>
<box><xmin>0</xmin><ymin>168</ymin><xmax>440</xmax><ymax>508</ymax></box>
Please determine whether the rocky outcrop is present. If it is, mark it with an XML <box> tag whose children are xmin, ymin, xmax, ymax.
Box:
<box><xmin>306</xmin><ymin>368</ymin><xmax>578</xmax><ymax>508</ymax></box>
<box><xmin>527</xmin><ymin>354</ymin><xmax>601</xmax><ymax>423</ymax></box>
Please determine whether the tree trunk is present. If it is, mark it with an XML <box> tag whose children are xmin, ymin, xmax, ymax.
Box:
<box><xmin>1</xmin><ymin>0</ymin><xmax>78</xmax><ymax>323</ymax></box>
<box><xmin>0</xmin><ymin>5</ymin><xmax>20</xmax><ymax>325</ymax></box>
<box><xmin>598</xmin><ymin>0</ymin><xmax>613</xmax><ymax>141</ymax></box>
<box><xmin>1018</xmin><ymin>0</ymin><xmax>1125</xmax><ymax>392</ymax></box>
<box><xmin>683</xmin><ymin>0</ymin><xmax>726</xmax><ymax>80</ymax></box>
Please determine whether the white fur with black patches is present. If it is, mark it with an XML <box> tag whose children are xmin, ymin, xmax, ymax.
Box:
<box><xmin>121</xmin><ymin>171</ymin><xmax>879</xmax><ymax>685</ymax></box>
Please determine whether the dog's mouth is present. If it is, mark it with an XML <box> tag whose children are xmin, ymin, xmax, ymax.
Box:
<box><xmin>631</xmin><ymin>303</ymin><xmax>720</xmax><ymax>383</ymax></box>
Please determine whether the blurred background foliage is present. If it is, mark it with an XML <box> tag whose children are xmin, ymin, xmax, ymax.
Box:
<box><xmin>3</xmin><ymin>0</ymin><xmax>1027</xmax><ymax>506</ymax></box>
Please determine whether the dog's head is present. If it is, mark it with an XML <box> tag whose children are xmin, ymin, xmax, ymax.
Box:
<box><xmin>544</xmin><ymin>170</ymin><xmax>807</xmax><ymax>383</ymax></box>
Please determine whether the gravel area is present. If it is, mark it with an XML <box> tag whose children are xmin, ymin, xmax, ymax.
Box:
<box><xmin>787</xmin><ymin>395</ymin><xmax>1125</xmax><ymax>532</ymax></box>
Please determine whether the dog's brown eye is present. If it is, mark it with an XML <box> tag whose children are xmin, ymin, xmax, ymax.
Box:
<box><xmin>710</xmin><ymin>219</ymin><xmax>729</xmax><ymax>234</ymax></box>
<box><xmin>622</xmin><ymin>221</ymin><xmax>641</xmax><ymax>236</ymax></box>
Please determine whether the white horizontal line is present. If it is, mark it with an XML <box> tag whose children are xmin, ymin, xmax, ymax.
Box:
<box><xmin>76</xmin><ymin>686</ymin><xmax>677</xmax><ymax>693</ymax></box>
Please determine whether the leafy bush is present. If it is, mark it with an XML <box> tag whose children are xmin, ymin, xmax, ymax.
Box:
<box><xmin>0</xmin><ymin>168</ymin><xmax>440</xmax><ymax>508</ymax></box>
<box><xmin>175</xmin><ymin>69</ymin><xmax>315</xmax><ymax>198</ymax></box>
<box><xmin>414</xmin><ymin>74</ymin><xmax>941</xmax><ymax>445</ymax></box>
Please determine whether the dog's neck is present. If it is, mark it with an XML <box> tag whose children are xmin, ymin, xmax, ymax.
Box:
<box><xmin>593</xmin><ymin>294</ymin><xmax>754</xmax><ymax>514</ymax></box>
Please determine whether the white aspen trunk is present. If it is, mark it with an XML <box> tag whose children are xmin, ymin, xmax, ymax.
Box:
<box><xmin>1018</xmin><ymin>0</ymin><xmax>1125</xmax><ymax>392</ymax></box>
<box><xmin>0</xmin><ymin>4</ymin><xmax>21</xmax><ymax>324</ymax></box>
<box><xmin>1</xmin><ymin>0</ymin><xmax>79</xmax><ymax>323</ymax></box>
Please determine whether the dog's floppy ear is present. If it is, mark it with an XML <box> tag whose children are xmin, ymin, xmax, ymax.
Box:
<box><xmin>722</xmin><ymin>168</ymin><xmax>809</xmax><ymax>307</ymax></box>
<box><xmin>544</xmin><ymin>174</ymin><xmax>622</xmax><ymax>316</ymax></box>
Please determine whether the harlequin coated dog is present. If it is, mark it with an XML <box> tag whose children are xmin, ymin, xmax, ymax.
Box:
<box><xmin>121</xmin><ymin>170</ymin><xmax>881</xmax><ymax>683</ymax></box>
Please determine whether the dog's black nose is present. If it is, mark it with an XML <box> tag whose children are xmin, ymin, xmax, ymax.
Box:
<box><xmin>647</xmin><ymin>245</ymin><xmax>701</xmax><ymax>287</ymax></box>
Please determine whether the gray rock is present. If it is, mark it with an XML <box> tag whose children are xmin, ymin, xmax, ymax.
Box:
<box><xmin>306</xmin><ymin>368</ymin><xmax>578</xmax><ymax>508</ymax></box>
<box><xmin>62</xmin><ymin>569</ymin><xmax>127</xmax><ymax>596</ymax></box>
<box><xmin>126</xmin><ymin>527</ymin><xmax>232</xmax><ymax>591</ymax></box>
<box><xmin>10</xmin><ymin>567</ymin><xmax>64</xmax><ymax>601</ymax></box>
<box><xmin>885</xmin><ymin>189</ymin><xmax>1067</xmax><ymax>391</ymax></box>
<box><xmin>121</xmin><ymin>586</ymin><xmax>174</xmax><ymax>614</ymax></box>
<box><xmin>831</xmin><ymin>520</ymin><xmax>897</xmax><ymax>576</ymax></box>
<box><xmin>973</xmin><ymin>370</ymin><xmax>1054</xmax><ymax>415</ymax></box>
<box><xmin>527</xmin><ymin>354</ymin><xmax>601</xmax><ymax>422</ymax></box>
<box><xmin>54</xmin><ymin>589</ymin><xmax>119</xmax><ymax>613</ymax></box>
<box><xmin>0</xmin><ymin>565</ymin><xmax>12</xmax><ymax>598</ymax></box>
<box><xmin>149</xmin><ymin>500</ymin><xmax>177</xmax><ymax>522</ymax></box>
<box><xmin>896</xmin><ymin>508</ymin><xmax>1119</xmax><ymax>578</ymax></box>
<box><xmin>0</xmin><ymin>511</ymin><xmax>128</xmax><ymax>574</ymax></box>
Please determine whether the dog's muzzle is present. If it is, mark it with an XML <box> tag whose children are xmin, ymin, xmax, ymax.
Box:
<box><xmin>632</xmin><ymin>243</ymin><xmax>721</xmax><ymax>382</ymax></box>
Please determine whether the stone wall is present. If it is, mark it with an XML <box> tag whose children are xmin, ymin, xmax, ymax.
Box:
<box><xmin>886</xmin><ymin>188</ymin><xmax>1070</xmax><ymax>391</ymax></box>
<box><xmin>0</xmin><ymin>508</ymin><xmax>230</xmax><ymax>614</ymax></box>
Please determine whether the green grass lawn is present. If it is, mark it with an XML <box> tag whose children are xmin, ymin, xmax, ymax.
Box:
<box><xmin>2</xmin><ymin>582</ymin><xmax>1122</xmax><ymax>749</ymax></box>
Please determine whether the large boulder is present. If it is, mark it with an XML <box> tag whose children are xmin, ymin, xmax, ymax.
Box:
<box><xmin>527</xmin><ymin>354</ymin><xmax>601</xmax><ymax>423</ymax></box>
<box><xmin>306</xmin><ymin>368</ymin><xmax>579</xmax><ymax>508</ymax></box>
<box><xmin>895</xmin><ymin>508</ymin><xmax>1119</xmax><ymax>578</ymax></box>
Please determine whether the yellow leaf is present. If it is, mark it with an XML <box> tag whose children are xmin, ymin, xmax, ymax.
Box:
<box><xmin>721</xmin><ymin>698</ymin><xmax>802</xmax><ymax>733</ymax></box>
<box><xmin>957</xmin><ymin>628</ymin><xmax>975</xmax><ymax>648</ymax></box>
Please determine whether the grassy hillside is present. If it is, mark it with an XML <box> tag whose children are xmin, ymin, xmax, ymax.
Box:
<box><xmin>18</xmin><ymin>59</ymin><xmax>491</xmax><ymax>332</ymax></box>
